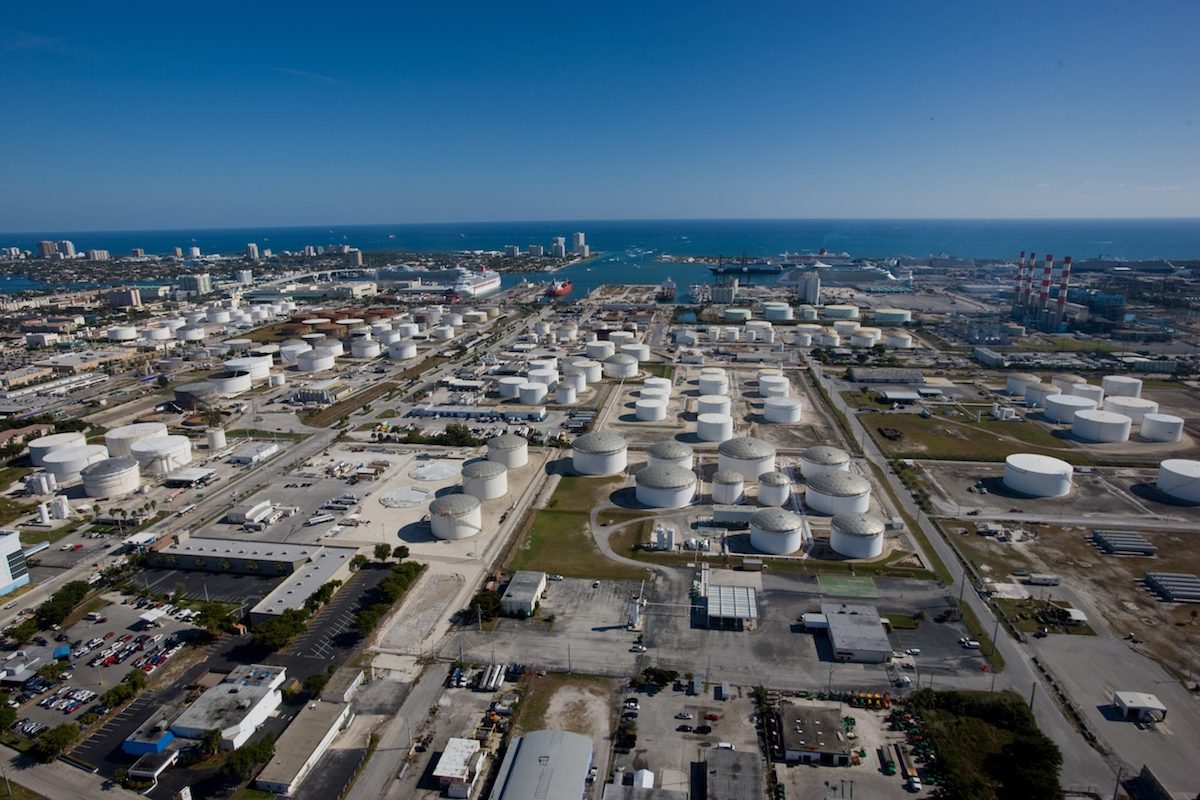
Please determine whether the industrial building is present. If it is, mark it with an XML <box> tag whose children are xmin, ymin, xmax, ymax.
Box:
<box><xmin>501</xmin><ymin>571</ymin><xmax>547</xmax><ymax>618</ymax></box>
<box><xmin>255</xmin><ymin>701</ymin><xmax>352</xmax><ymax>796</ymax></box>
<box><xmin>123</xmin><ymin>704</ymin><xmax>180</xmax><ymax>756</ymax></box>
<box><xmin>706</xmin><ymin>585</ymin><xmax>759</xmax><ymax>631</ymax></box>
<box><xmin>172</xmin><ymin>665</ymin><xmax>287</xmax><ymax>750</ymax></box>
<box><xmin>1112</xmin><ymin>691</ymin><xmax>1167</xmax><ymax>723</ymax></box>
<box><xmin>431</xmin><ymin>737</ymin><xmax>486</xmax><ymax>799</ymax></box>
<box><xmin>821</xmin><ymin>603</ymin><xmax>893</xmax><ymax>663</ymax></box>
<box><xmin>778</xmin><ymin>704</ymin><xmax>853</xmax><ymax>765</ymax></box>
<box><xmin>705</xmin><ymin>748</ymin><xmax>764</xmax><ymax>800</ymax></box>
<box><xmin>0</xmin><ymin>530</ymin><xmax>30</xmax><ymax>597</ymax></box>
<box><xmin>229</xmin><ymin>441</ymin><xmax>280</xmax><ymax>465</ymax></box>
<box><xmin>488</xmin><ymin>729</ymin><xmax>593</xmax><ymax>800</ymax></box>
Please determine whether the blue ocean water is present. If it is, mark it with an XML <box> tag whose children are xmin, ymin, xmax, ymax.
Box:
<box><xmin>2</xmin><ymin>219</ymin><xmax>1197</xmax><ymax>295</ymax></box>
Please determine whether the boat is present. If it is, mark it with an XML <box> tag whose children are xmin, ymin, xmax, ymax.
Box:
<box><xmin>453</xmin><ymin>268</ymin><xmax>501</xmax><ymax>298</ymax></box>
<box><xmin>545</xmin><ymin>280</ymin><xmax>573</xmax><ymax>298</ymax></box>
<box><xmin>656</xmin><ymin>278</ymin><xmax>677</xmax><ymax>302</ymax></box>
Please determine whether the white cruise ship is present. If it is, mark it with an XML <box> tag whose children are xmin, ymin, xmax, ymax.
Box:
<box><xmin>453</xmin><ymin>268</ymin><xmax>502</xmax><ymax>298</ymax></box>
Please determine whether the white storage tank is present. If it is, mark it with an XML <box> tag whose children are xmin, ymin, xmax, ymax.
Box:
<box><xmin>396</xmin><ymin>323</ymin><xmax>420</xmax><ymax>339</ymax></box>
<box><xmin>576</xmin><ymin>360</ymin><xmax>603</xmax><ymax>384</ymax></box>
<box><xmin>635</xmin><ymin>464</ymin><xmax>697</xmax><ymax>509</ymax></box>
<box><xmin>646</xmin><ymin>441</ymin><xmax>694</xmax><ymax>470</ymax></box>
<box><xmin>43</xmin><ymin>444</ymin><xmax>108</xmax><ymax>483</ymax></box>
<box><xmin>585</xmin><ymin>340</ymin><xmax>615</xmax><ymax>360</ymax></box>
<box><xmin>696</xmin><ymin>413</ymin><xmax>734</xmax><ymax>442</ymax></box>
<box><xmin>758</xmin><ymin>374</ymin><xmax>789</xmax><ymax>398</ymax></box>
<box><xmin>639</xmin><ymin>387</ymin><xmax>669</xmax><ymax>404</ymax></box>
<box><xmin>1101</xmin><ymin>375</ymin><xmax>1142</xmax><ymax>399</ymax></box>
<box><xmin>697</xmin><ymin>395</ymin><xmax>732</xmax><ymax>416</ymax></box>
<box><xmin>429</xmin><ymin>493</ymin><xmax>483</xmax><ymax>540</ymax></box>
<box><xmin>142</xmin><ymin>326</ymin><xmax>172</xmax><ymax>342</ymax></box>
<box><xmin>763</xmin><ymin>302</ymin><xmax>794</xmax><ymax>321</ymax></box>
<box><xmin>1003</xmin><ymin>453</ymin><xmax>1073</xmax><ymax>497</ymax></box>
<box><xmin>849</xmin><ymin>330</ymin><xmax>878</xmax><ymax>348</ymax></box>
<box><xmin>1141</xmin><ymin>413</ymin><xmax>1185</xmax><ymax>443</ymax></box>
<box><xmin>1104</xmin><ymin>396</ymin><xmax>1159</xmax><ymax>425</ymax></box>
<box><xmin>717</xmin><ymin>437</ymin><xmax>776</xmax><ymax>480</ymax></box>
<box><xmin>105</xmin><ymin>422</ymin><xmax>168</xmax><ymax>458</ymax></box>
<box><xmin>529</xmin><ymin>357</ymin><xmax>558</xmax><ymax>372</ymax></box>
<box><xmin>28</xmin><ymin>432</ymin><xmax>86</xmax><ymax>467</ymax></box>
<box><xmin>1071</xmin><ymin>383</ymin><xmax>1105</xmax><ymax>407</ymax></box>
<box><xmin>518</xmin><ymin>382</ymin><xmax>548</xmax><ymax>405</ymax></box>
<box><xmin>873</xmin><ymin>308</ymin><xmax>912</xmax><ymax>324</ymax></box>
<box><xmin>498</xmin><ymin>376</ymin><xmax>526</xmax><ymax>398</ymax></box>
<box><xmin>564</xmin><ymin>372</ymin><xmax>587</xmax><ymax>393</ymax></box>
<box><xmin>209</xmin><ymin>371</ymin><xmax>253</xmax><ymax>396</ymax></box>
<box><xmin>756</xmin><ymin>471</ymin><xmax>792</xmax><ymax>507</ymax></box>
<box><xmin>711</xmin><ymin>470</ymin><xmax>745</xmax><ymax>505</ymax></box>
<box><xmin>81</xmin><ymin>457</ymin><xmax>141</xmax><ymax>498</ymax></box>
<box><xmin>635</xmin><ymin>399</ymin><xmax>668</xmax><ymax>421</ymax></box>
<box><xmin>763</xmin><ymin>396</ymin><xmax>803</xmax><ymax>424</ymax></box>
<box><xmin>131</xmin><ymin>435</ymin><xmax>193</xmax><ymax>474</ymax></box>
<box><xmin>698</xmin><ymin>373</ymin><xmax>729</xmax><ymax>396</ymax></box>
<box><xmin>528</xmin><ymin>368</ymin><xmax>558</xmax><ymax>388</ymax></box>
<box><xmin>224</xmin><ymin>356</ymin><xmax>272</xmax><ymax>382</ymax></box>
<box><xmin>805</xmin><ymin>472</ymin><xmax>871</xmax><ymax>515</ymax></box>
<box><xmin>799</xmin><ymin>446</ymin><xmax>850</xmax><ymax>480</ymax></box>
<box><xmin>644</xmin><ymin>377</ymin><xmax>672</xmax><ymax>397</ymax></box>
<box><xmin>1051</xmin><ymin>374</ymin><xmax>1087</xmax><ymax>392</ymax></box>
<box><xmin>824</xmin><ymin>304</ymin><xmax>860</xmax><ymax>319</ymax></box>
<box><xmin>555</xmin><ymin>384</ymin><xmax>577</xmax><ymax>405</ymax></box>
<box><xmin>1072</xmin><ymin>410</ymin><xmax>1132</xmax><ymax>442</ymax></box>
<box><xmin>174</xmin><ymin>382</ymin><xmax>219</xmax><ymax>409</ymax></box>
<box><xmin>885</xmin><ymin>332</ymin><xmax>913</xmax><ymax>349</ymax></box>
<box><xmin>799</xmin><ymin>305</ymin><xmax>818</xmax><ymax>321</ymax></box>
<box><xmin>296</xmin><ymin>350</ymin><xmax>336</xmax><ymax>373</ymax></box>
<box><xmin>462</xmin><ymin>460</ymin><xmax>509</xmax><ymax>500</ymax></box>
<box><xmin>388</xmin><ymin>340</ymin><xmax>418</xmax><ymax>360</ymax></box>
<box><xmin>269</xmin><ymin>373</ymin><xmax>286</xmax><ymax>388</ymax></box>
<box><xmin>793</xmin><ymin>331</ymin><xmax>813</xmax><ymax>347</ymax></box>
<box><xmin>621</xmin><ymin>343</ymin><xmax>650</xmax><ymax>361</ymax></box>
<box><xmin>206</xmin><ymin>428</ymin><xmax>227</xmax><ymax>450</ymax></box>
<box><xmin>1023</xmin><ymin>383</ymin><xmax>1060</xmax><ymax>408</ymax></box>
<box><xmin>749</xmin><ymin>507</ymin><xmax>809</xmax><ymax>555</ymax></box>
<box><xmin>433</xmin><ymin>325</ymin><xmax>455</xmax><ymax>341</ymax></box>
<box><xmin>603</xmin><ymin>354</ymin><xmax>638</xmax><ymax>379</ymax></box>
<box><xmin>350</xmin><ymin>339</ymin><xmax>381</xmax><ymax>359</ymax></box>
<box><xmin>1006</xmin><ymin>373</ymin><xmax>1041</xmax><ymax>397</ymax></box>
<box><xmin>1043</xmin><ymin>394</ymin><xmax>1098</xmax><ymax>424</ymax></box>
<box><xmin>319</xmin><ymin>341</ymin><xmax>344</xmax><ymax>358</ymax></box>
<box><xmin>830</xmin><ymin>512</ymin><xmax>886</xmax><ymax>559</ymax></box>
<box><xmin>571</xmin><ymin>432</ymin><xmax>628</xmax><ymax>476</ymax></box>
<box><xmin>1157</xmin><ymin>459</ymin><xmax>1200</xmax><ymax>503</ymax></box>
<box><xmin>107</xmin><ymin>325</ymin><xmax>138</xmax><ymax>342</ymax></box>
<box><xmin>280</xmin><ymin>343</ymin><xmax>313</xmax><ymax>365</ymax></box>
<box><xmin>487</xmin><ymin>434</ymin><xmax>529</xmax><ymax>468</ymax></box>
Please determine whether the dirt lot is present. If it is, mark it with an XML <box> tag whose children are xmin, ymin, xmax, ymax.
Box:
<box><xmin>951</xmin><ymin>521</ymin><xmax>1200</xmax><ymax>679</ymax></box>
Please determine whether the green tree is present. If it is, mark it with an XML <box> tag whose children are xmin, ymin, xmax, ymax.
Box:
<box><xmin>0</xmin><ymin>705</ymin><xmax>16</xmax><ymax>731</ymax></box>
<box><xmin>373</xmin><ymin>543</ymin><xmax>392</xmax><ymax>562</ymax></box>
<box><xmin>392</xmin><ymin>545</ymin><xmax>409</xmax><ymax>560</ymax></box>
<box><xmin>250</xmin><ymin>608</ymin><xmax>309</xmax><ymax>650</ymax></box>
<box><xmin>303</xmin><ymin>672</ymin><xmax>330</xmax><ymax>698</ymax></box>
<box><xmin>31</xmin><ymin>723</ymin><xmax>80</xmax><ymax>762</ymax></box>
<box><xmin>200</xmin><ymin>728</ymin><xmax>223</xmax><ymax>757</ymax></box>
<box><xmin>350</xmin><ymin>554</ymin><xmax>368</xmax><ymax>571</ymax></box>
<box><xmin>471</xmin><ymin>590</ymin><xmax>502</xmax><ymax>622</ymax></box>
<box><xmin>124</xmin><ymin>668</ymin><xmax>148</xmax><ymax>692</ymax></box>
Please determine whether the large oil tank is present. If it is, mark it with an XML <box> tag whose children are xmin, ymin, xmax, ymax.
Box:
<box><xmin>497</xmin><ymin>376</ymin><xmax>526</xmax><ymax>398</ymax></box>
<box><xmin>830</xmin><ymin>512</ymin><xmax>886</xmax><ymax>559</ymax></box>
<box><xmin>571</xmin><ymin>432</ymin><xmax>628</xmax><ymax>476</ymax></box>
<box><xmin>1043</xmin><ymin>394</ymin><xmax>1098</xmax><ymax>424</ymax></box>
<box><xmin>635</xmin><ymin>399</ymin><xmax>667</xmax><ymax>421</ymax></box>
<box><xmin>696</xmin><ymin>413</ymin><xmax>734</xmax><ymax>442</ymax></box>
<box><xmin>1140</xmin><ymin>413</ymin><xmax>1184</xmax><ymax>443</ymax></box>
<box><xmin>1101</xmin><ymin>375</ymin><xmax>1142</xmax><ymax>399</ymax></box>
<box><xmin>43</xmin><ymin>444</ymin><xmax>108</xmax><ymax>483</ymax></box>
<box><xmin>1157</xmin><ymin>459</ymin><xmax>1200</xmax><ymax>503</ymax></box>
<box><xmin>81</xmin><ymin>457</ymin><xmax>141</xmax><ymax>498</ymax></box>
<box><xmin>711</xmin><ymin>470</ymin><xmax>745</xmax><ymax>505</ymax></box>
<box><xmin>463</xmin><ymin>460</ymin><xmax>508</xmax><ymax>500</ymax></box>
<box><xmin>717</xmin><ymin>437</ymin><xmax>776</xmax><ymax>481</ymax></box>
<box><xmin>28</xmin><ymin>432</ymin><xmax>86</xmax><ymax>467</ymax></box>
<box><xmin>209</xmin><ymin>370</ymin><xmax>252</xmax><ymax>396</ymax></box>
<box><xmin>1103</xmin><ymin>396</ymin><xmax>1159</xmax><ymax>425</ymax></box>
<box><xmin>758</xmin><ymin>375</ymin><xmax>789</xmax><ymax>398</ymax></box>
<box><xmin>603</xmin><ymin>354</ymin><xmax>638</xmax><ymax>379</ymax></box>
<box><xmin>105</xmin><ymin>422</ymin><xmax>168</xmax><ymax>458</ymax></box>
<box><xmin>487</xmin><ymin>434</ymin><xmax>529</xmax><ymax>468</ymax></box>
<box><xmin>799</xmin><ymin>446</ymin><xmax>850</xmax><ymax>480</ymax></box>
<box><xmin>756</xmin><ymin>471</ymin><xmax>792</xmax><ymax>507</ymax></box>
<box><xmin>763</xmin><ymin>397</ymin><xmax>803</xmax><ymax>424</ymax></box>
<box><xmin>131</xmin><ymin>435</ymin><xmax>193</xmax><ymax>475</ymax></box>
<box><xmin>1006</xmin><ymin>373</ymin><xmax>1040</xmax><ymax>397</ymax></box>
<box><xmin>1023</xmin><ymin>383</ymin><xmax>1060</xmax><ymax>408</ymax></box>
<box><xmin>1002</xmin><ymin>453</ymin><xmax>1073</xmax><ymax>497</ymax></box>
<box><xmin>804</xmin><ymin>472</ymin><xmax>871</xmax><ymax>515</ymax></box>
<box><xmin>1072</xmin><ymin>410</ymin><xmax>1132</xmax><ymax>442</ymax></box>
<box><xmin>206</xmin><ymin>428</ymin><xmax>227</xmax><ymax>450</ymax></box>
<box><xmin>646</xmin><ymin>441</ymin><xmax>694</xmax><ymax>470</ymax></box>
<box><xmin>296</xmin><ymin>350</ymin><xmax>336</xmax><ymax>372</ymax></box>
<box><xmin>388</xmin><ymin>341</ymin><xmax>417</xmax><ymax>360</ymax></box>
<box><xmin>697</xmin><ymin>395</ymin><xmax>732</xmax><ymax>416</ymax></box>
<box><xmin>749</xmin><ymin>507</ymin><xmax>809</xmax><ymax>555</ymax></box>
<box><xmin>429</xmin><ymin>493</ymin><xmax>483</xmax><ymax>539</ymax></box>
<box><xmin>635</xmin><ymin>465</ymin><xmax>697</xmax><ymax>509</ymax></box>
<box><xmin>518</xmin><ymin>382</ymin><xmax>548</xmax><ymax>405</ymax></box>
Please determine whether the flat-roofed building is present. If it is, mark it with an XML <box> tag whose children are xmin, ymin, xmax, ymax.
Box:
<box><xmin>432</xmin><ymin>737</ymin><xmax>485</xmax><ymax>798</ymax></box>
<box><xmin>706</xmin><ymin>585</ymin><xmax>759</xmax><ymax>631</ymax></box>
<box><xmin>706</xmin><ymin>748</ymin><xmax>764</xmax><ymax>800</ymax></box>
<box><xmin>501</xmin><ymin>571</ymin><xmax>546</xmax><ymax>618</ymax></box>
<box><xmin>123</xmin><ymin>704</ymin><xmax>181</xmax><ymax>756</ymax></box>
<box><xmin>229</xmin><ymin>441</ymin><xmax>280</xmax><ymax>465</ymax></box>
<box><xmin>35</xmin><ymin>348</ymin><xmax>138</xmax><ymax>374</ymax></box>
<box><xmin>255</xmin><ymin>701</ymin><xmax>352</xmax><ymax>796</ymax></box>
<box><xmin>845</xmin><ymin>367</ymin><xmax>924</xmax><ymax>384</ymax></box>
<box><xmin>172</xmin><ymin>665</ymin><xmax>287</xmax><ymax>750</ymax></box>
<box><xmin>822</xmin><ymin>603</ymin><xmax>893</xmax><ymax>663</ymax></box>
<box><xmin>488</xmin><ymin>729</ymin><xmax>592</xmax><ymax>800</ymax></box>
<box><xmin>778</xmin><ymin>704</ymin><xmax>852</xmax><ymax>765</ymax></box>
<box><xmin>294</xmin><ymin>379</ymin><xmax>352</xmax><ymax>406</ymax></box>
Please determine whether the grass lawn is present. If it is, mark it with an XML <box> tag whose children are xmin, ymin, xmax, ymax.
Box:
<box><xmin>639</xmin><ymin>363</ymin><xmax>675</xmax><ymax>380</ymax></box>
<box><xmin>234</xmin><ymin>788</ymin><xmax>278</xmax><ymax>800</ymax></box>
<box><xmin>19</xmin><ymin>519</ymin><xmax>87</xmax><ymax>547</ymax></box>
<box><xmin>596</xmin><ymin>508</ymin><xmax>648</xmax><ymax>527</ymax></box>
<box><xmin>376</xmin><ymin>408</ymin><xmax>399</xmax><ymax>419</ymax></box>
<box><xmin>840</xmin><ymin>390</ymin><xmax>893</xmax><ymax>410</ymax></box>
<box><xmin>0</xmin><ymin>780</ymin><xmax>49</xmax><ymax>800</ymax></box>
<box><xmin>510</xmin><ymin>510</ymin><xmax>647</xmax><ymax>581</ymax></box>
<box><xmin>867</xmin><ymin>413</ymin><xmax>1089</xmax><ymax>463</ymax></box>
<box><xmin>225</xmin><ymin>428</ymin><xmax>307</xmax><ymax>441</ymax></box>
<box><xmin>949</xmin><ymin>527</ymin><xmax>1030</xmax><ymax>580</ymax></box>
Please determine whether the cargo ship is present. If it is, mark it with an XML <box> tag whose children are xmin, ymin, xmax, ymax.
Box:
<box><xmin>656</xmin><ymin>277</ymin><xmax>677</xmax><ymax>301</ymax></box>
<box><xmin>545</xmin><ymin>279</ymin><xmax>573</xmax><ymax>298</ymax></box>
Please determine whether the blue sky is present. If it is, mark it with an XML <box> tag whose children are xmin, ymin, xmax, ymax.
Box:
<box><xmin>1</xmin><ymin>1</ymin><xmax>1197</xmax><ymax>230</ymax></box>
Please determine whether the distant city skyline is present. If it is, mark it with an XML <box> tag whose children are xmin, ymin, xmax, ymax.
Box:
<box><xmin>1</xmin><ymin>1</ymin><xmax>1197</xmax><ymax>231</ymax></box>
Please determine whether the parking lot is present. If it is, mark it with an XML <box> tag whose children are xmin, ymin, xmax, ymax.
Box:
<box><xmin>286</xmin><ymin>566</ymin><xmax>389</xmax><ymax>663</ymax></box>
<box><xmin>129</xmin><ymin>566</ymin><xmax>284</xmax><ymax>606</ymax></box>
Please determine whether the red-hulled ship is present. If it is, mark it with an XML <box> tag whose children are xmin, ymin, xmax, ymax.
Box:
<box><xmin>545</xmin><ymin>279</ymin><xmax>573</xmax><ymax>297</ymax></box>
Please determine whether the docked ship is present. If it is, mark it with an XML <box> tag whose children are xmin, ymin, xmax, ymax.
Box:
<box><xmin>656</xmin><ymin>277</ymin><xmax>677</xmax><ymax>301</ymax></box>
<box><xmin>545</xmin><ymin>279</ymin><xmax>573</xmax><ymax>298</ymax></box>
<box><xmin>453</xmin><ymin>267</ymin><xmax>502</xmax><ymax>298</ymax></box>
<box><xmin>708</xmin><ymin>248</ymin><xmax>855</xmax><ymax>276</ymax></box>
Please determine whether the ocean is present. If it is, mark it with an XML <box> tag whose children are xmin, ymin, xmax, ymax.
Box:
<box><xmin>2</xmin><ymin>218</ymin><xmax>1197</xmax><ymax>295</ymax></box>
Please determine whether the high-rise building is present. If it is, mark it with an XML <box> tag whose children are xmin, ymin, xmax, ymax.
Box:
<box><xmin>0</xmin><ymin>529</ymin><xmax>30</xmax><ymax>596</ymax></box>
<box><xmin>108</xmin><ymin>287</ymin><xmax>142</xmax><ymax>308</ymax></box>
<box><xmin>504</xmin><ymin>245</ymin><xmax>520</xmax><ymax>257</ymax></box>
<box><xmin>303</xmin><ymin>245</ymin><xmax>317</xmax><ymax>257</ymax></box>
<box><xmin>187</xmin><ymin>246</ymin><xmax>202</xmax><ymax>259</ymax></box>
<box><xmin>173</xmin><ymin>247</ymin><xmax>184</xmax><ymax>258</ymax></box>
<box><xmin>37</xmin><ymin>241</ymin><xmax>57</xmax><ymax>259</ymax></box>
<box><xmin>131</xmin><ymin>248</ymin><xmax>145</xmax><ymax>258</ymax></box>
<box><xmin>235</xmin><ymin>269</ymin><xmax>253</xmax><ymax>284</ymax></box>
<box><xmin>180</xmin><ymin>273</ymin><xmax>212</xmax><ymax>296</ymax></box>
<box><xmin>551</xmin><ymin>236</ymin><xmax>567</xmax><ymax>259</ymax></box>
<box><xmin>58</xmin><ymin>240</ymin><xmax>76</xmax><ymax>258</ymax></box>
<box><xmin>86</xmin><ymin>249</ymin><xmax>111</xmax><ymax>261</ymax></box>
<box><xmin>246</xmin><ymin>243</ymin><xmax>260</xmax><ymax>260</ymax></box>
<box><xmin>347</xmin><ymin>249</ymin><xmax>364</xmax><ymax>267</ymax></box>
<box><xmin>527</xmin><ymin>244</ymin><xmax>544</xmax><ymax>257</ymax></box>
<box><xmin>572</xmin><ymin>232</ymin><xmax>586</xmax><ymax>254</ymax></box>
<box><xmin>799</xmin><ymin>272</ymin><xmax>821</xmax><ymax>305</ymax></box>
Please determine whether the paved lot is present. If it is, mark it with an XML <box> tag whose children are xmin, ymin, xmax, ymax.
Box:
<box><xmin>292</xmin><ymin>747</ymin><xmax>369</xmax><ymax>800</ymax></box>
<box><xmin>286</xmin><ymin>566</ymin><xmax>389</xmax><ymax>664</ymax></box>
<box><xmin>129</xmin><ymin>567</ymin><xmax>284</xmax><ymax>606</ymax></box>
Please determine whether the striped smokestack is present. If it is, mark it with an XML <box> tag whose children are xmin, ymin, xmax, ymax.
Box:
<box><xmin>1022</xmin><ymin>251</ymin><xmax>1037</xmax><ymax>310</ymax></box>
<box><xmin>1012</xmin><ymin>251</ymin><xmax>1026</xmax><ymax>314</ymax></box>
<box><xmin>1055</xmin><ymin>256</ymin><xmax>1072</xmax><ymax>327</ymax></box>
<box><xmin>1039</xmin><ymin>254</ymin><xmax>1054</xmax><ymax>311</ymax></box>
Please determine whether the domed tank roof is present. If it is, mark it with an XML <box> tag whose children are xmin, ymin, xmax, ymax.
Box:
<box><xmin>572</xmin><ymin>432</ymin><xmax>627</xmax><ymax>454</ymax></box>
<box><xmin>603</xmin><ymin>353</ymin><xmax>637</xmax><ymax>365</ymax></box>
<box><xmin>462</xmin><ymin>460</ymin><xmax>507</xmax><ymax>479</ymax></box>
<box><xmin>758</xmin><ymin>470</ymin><xmax>791</xmax><ymax>487</ymax></box>
<box><xmin>429</xmin><ymin>493</ymin><xmax>481</xmax><ymax>516</ymax></box>
<box><xmin>635</xmin><ymin>464</ymin><xmax>696</xmax><ymax>490</ymax></box>
<box><xmin>717</xmin><ymin>436</ymin><xmax>775</xmax><ymax>460</ymax></box>
<box><xmin>806</xmin><ymin>471</ymin><xmax>870</xmax><ymax>497</ymax></box>
<box><xmin>488</xmin><ymin>434</ymin><xmax>528</xmax><ymax>451</ymax></box>
<box><xmin>711</xmin><ymin>470</ymin><xmax>745</xmax><ymax>485</ymax></box>
<box><xmin>831</xmin><ymin>511</ymin><xmax>886</xmax><ymax>537</ymax></box>
<box><xmin>801</xmin><ymin>445</ymin><xmax>850</xmax><ymax>466</ymax></box>
<box><xmin>750</xmin><ymin>507</ymin><xmax>805</xmax><ymax>532</ymax></box>
<box><xmin>81</xmin><ymin>457</ymin><xmax>139</xmax><ymax>478</ymax></box>
<box><xmin>647</xmin><ymin>441</ymin><xmax>693</xmax><ymax>460</ymax></box>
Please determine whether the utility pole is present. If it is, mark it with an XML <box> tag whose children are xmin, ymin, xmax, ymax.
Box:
<box><xmin>1111</xmin><ymin>766</ymin><xmax>1124</xmax><ymax>800</ymax></box>
<box><xmin>1029</xmin><ymin>682</ymin><xmax>1038</xmax><ymax>711</ymax></box>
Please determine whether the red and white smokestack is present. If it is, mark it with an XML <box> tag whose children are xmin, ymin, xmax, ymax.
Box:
<box><xmin>1013</xmin><ymin>251</ymin><xmax>1026</xmax><ymax>302</ymax></box>
<box><xmin>1056</xmin><ymin>256</ymin><xmax>1072</xmax><ymax>323</ymax></box>
<box><xmin>1022</xmin><ymin>251</ymin><xmax>1036</xmax><ymax>308</ymax></box>
<box><xmin>1039</xmin><ymin>254</ymin><xmax>1054</xmax><ymax>311</ymax></box>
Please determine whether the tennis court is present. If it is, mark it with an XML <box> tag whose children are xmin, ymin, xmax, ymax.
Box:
<box><xmin>817</xmin><ymin>575</ymin><xmax>879</xmax><ymax>598</ymax></box>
